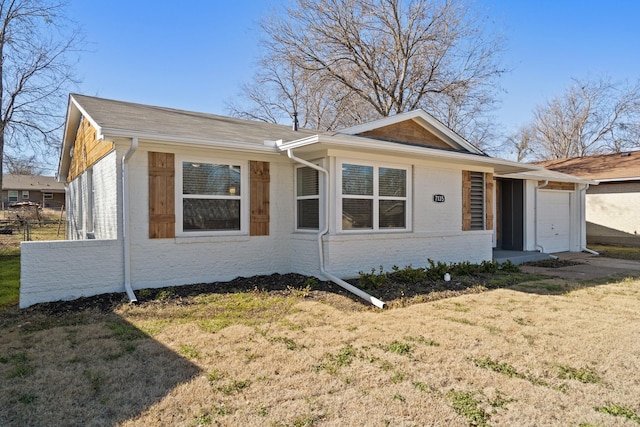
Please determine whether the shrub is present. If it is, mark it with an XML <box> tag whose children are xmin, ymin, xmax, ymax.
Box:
<box><xmin>390</xmin><ymin>265</ymin><xmax>428</xmax><ymax>284</ymax></box>
<box><xmin>499</xmin><ymin>260</ymin><xmax>520</xmax><ymax>273</ymax></box>
<box><xmin>358</xmin><ymin>266</ymin><xmax>388</xmax><ymax>289</ymax></box>
<box><xmin>480</xmin><ymin>260</ymin><xmax>500</xmax><ymax>274</ymax></box>
<box><xmin>426</xmin><ymin>259</ymin><xmax>450</xmax><ymax>280</ymax></box>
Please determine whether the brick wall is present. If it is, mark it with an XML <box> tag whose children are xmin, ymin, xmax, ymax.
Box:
<box><xmin>20</xmin><ymin>239</ymin><xmax>123</xmax><ymax>308</ymax></box>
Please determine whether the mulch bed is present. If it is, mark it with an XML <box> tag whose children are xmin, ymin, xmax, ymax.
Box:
<box><xmin>12</xmin><ymin>272</ymin><xmax>523</xmax><ymax>317</ymax></box>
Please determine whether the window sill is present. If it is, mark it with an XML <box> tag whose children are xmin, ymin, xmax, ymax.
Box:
<box><xmin>174</xmin><ymin>234</ymin><xmax>251</xmax><ymax>244</ymax></box>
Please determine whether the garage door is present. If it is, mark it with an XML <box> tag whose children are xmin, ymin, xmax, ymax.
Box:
<box><xmin>538</xmin><ymin>191</ymin><xmax>571</xmax><ymax>253</ymax></box>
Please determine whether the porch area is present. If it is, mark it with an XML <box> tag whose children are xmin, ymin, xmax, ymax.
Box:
<box><xmin>493</xmin><ymin>249</ymin><xmax>551</xmax><ymax>265</ymax></box>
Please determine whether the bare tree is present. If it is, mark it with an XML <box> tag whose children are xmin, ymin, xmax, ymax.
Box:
<box><xmin>4</xmin><ymin>153</ymin><xmax>43</xmax><ymax>174</ymax></box>
<box><xmin>518</xmin><ymin>77</ymin><xmax>640</xmax><ymax>161</ymax></box>
<box><xmin>0</xmin><ymin>0</ymin><xmax>80</xmax><ymax>193</ymax></box>
<box><xmin>231</xmin><ymin>0</ymin><xmax>505</xmax><ymax>148</ymax></box>
<box><xmin>228</xmin><ymin>51</ymin><xmax>379</xmax><ymax>130</ymax></box>
<box><xmin>503</xmin><ymin>124</ymin><xmax>535</xmax><ymax>162</ymax></box>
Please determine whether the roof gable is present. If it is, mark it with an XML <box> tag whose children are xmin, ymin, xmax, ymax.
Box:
<box><xmin>536</xmin><ymin>151</ymin><xmax>640</xmax><ymax>181</ymax></box>
<box><xmin>338</xmin><ymin>110</ymin><xmax>483</xmax><ymax>154</ymax></box>
<box><xmin>357</xmin><ymin>120</ymin><xmax>453</xmax><ymax>150</ymax></box>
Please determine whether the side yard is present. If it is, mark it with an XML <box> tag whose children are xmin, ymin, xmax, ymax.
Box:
<box><xmin>0</xmin><ymin>208</ymin><xmax>65</xmax><ymax>308</ymax></box>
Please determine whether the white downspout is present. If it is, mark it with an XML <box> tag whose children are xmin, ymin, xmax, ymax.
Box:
<box><xmin>534</xmin><ymin>180</ymin><xmax>549</xmax><ymax>255</ymax></box>
<box><xmin>285</xmin><ymin>149</ymin><xmax>385</xmax><ymax>309</ymax></box>
<box><xmin>579</xmin><ymin>183</ymin><xmax>599</xmax><ymax>255</ymax></box>
<box><xmin>121</xmin><ymin>137</ymin><xmax>138</xmax><ymax>302</ymax></box>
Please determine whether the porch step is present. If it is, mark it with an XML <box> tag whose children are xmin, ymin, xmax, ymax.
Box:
<box><xmin>493</xmin><ymin>250</ymin><xmax>552</xmax><ymax>265</ymax></box>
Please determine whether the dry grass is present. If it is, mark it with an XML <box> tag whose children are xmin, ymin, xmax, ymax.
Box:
<box><xmin>590</xmin><ymin>245</ymin><xmax>640</xmax><ymax>261</ymax></box>
<box><xmin>1</xmin><ymin>275</ymin><xmax>640</xmax><ymax>426</ymax></box>
<box><xmin>0</xmin><ymin>208</ymin><xmax>65</xmax><ymax>254</ymax></box>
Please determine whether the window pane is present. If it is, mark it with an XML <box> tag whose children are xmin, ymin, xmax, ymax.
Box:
<box><xmin>379</xmin><ymin>200</ymin><xmax>406</xmax><ymax>228</ymax></box>
<box><xmin>342</xmin><ymin>199</ymin><xmax>373</xmax><ymax>229</ymax></box>
<box><xmin>379</xmin><ymin>168</ymin><xmax>406</xmax><ymax>197</ymax></box>
<box><xmin>297</xmin><ymin>199</ymin><xmax>319</xmax><ymax>229</ymax></box>
<box><xmin>342</xmin><ymin>164</ymin><xmax>373</xmax><ymax>196</ymax></box>
<box><xmin>183</xmin><ymin>162</ymin><xmax>241</xmax><ymax>196</ymax></box>
<box><xmin>297</xmin><ymin>167</ymin><xmax>319</xmax><ymax>197</ymax></box>
<box><xmin>183</xmin><ymin>199</ymin><xmax>240</xmax><ymax>231</ymax></box>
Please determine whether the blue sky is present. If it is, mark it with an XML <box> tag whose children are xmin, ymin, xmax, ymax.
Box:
<box><xmin>67</xmin><ymin>0</ymin><xmax>640</xmax><ymax>141</ymax></box>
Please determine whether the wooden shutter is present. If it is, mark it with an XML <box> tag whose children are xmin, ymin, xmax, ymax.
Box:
<box><xmin>250</xmin><ymin>160</ymin><xmax>270</xmax><ymax>236</ymax></box>
<box><xmin>462</xmin><ymin>171</ymin><xmax>493</xmax><ymax>231</ymax></box>
<box><xmin>462</xmin><ymin>170</ymin><xmax>472</xmax><ymax>230</ymax></box>
<box><xmin>148</xmin><ymin>152</ymin><xmax>175</xmax><ymax>238</ymax></box>
<box><xmin>485</xmin><ymin>173</ymin><xmax>494</xmax><ymax>231</ymax></box>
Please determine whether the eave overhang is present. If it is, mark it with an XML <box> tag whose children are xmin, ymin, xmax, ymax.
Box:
<box><xmin>276</xmin><ymin>133</ymin><xmax>540</xmax><ymax>175</ymax></box>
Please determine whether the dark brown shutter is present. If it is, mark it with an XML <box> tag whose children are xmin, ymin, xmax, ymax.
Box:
<box><xmin>148</xmin><ymin>152</ymin><xmax>175</xmax><ymax>238</ymax></box>
<box><xmin>250</xmin><ymin>160</ymin><xmax>270</xmax><ymax>236</ymax></box>
<box><xmin>462</xmin><ymin>170</ymin><xmax>472</xmax><ymax>231</ymax></box>
<box><xmin>485</xmin><ymin>173</ymin><xmax>494</xmax><ymax>231</ymax></box>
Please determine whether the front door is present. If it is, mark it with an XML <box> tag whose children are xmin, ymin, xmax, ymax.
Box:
<box><xmin>498</xmin><ymin>179</ymin><xmax>524</xmax><ymax>250</ymax></box>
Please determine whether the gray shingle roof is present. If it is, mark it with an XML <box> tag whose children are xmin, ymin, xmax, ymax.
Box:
<box><xmin>72</xmin><ymin>94</ymin><xmax>318</xmax><ymax>144</ymax></box>
<box><xmin>535</xmin><ymin>151</ymin><xmax>640</xmax><ymax>181</ymax></box>
<box><xmin>2</xmin><ymin>174</ymin><xmax>65</xmax><ymax>191</ymax></box>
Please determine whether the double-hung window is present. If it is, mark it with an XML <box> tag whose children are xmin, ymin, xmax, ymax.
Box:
<box><xmin>296</xmin><ymin>166</ymin><xmax>320</xmax><ymax>230</ymax></box>
<box><xmin>179</xmin><ymin>160</ymin><xmax>245</xmax><ymax>234</ymax></box>
<box><xmin>340</xmin><ymin>162</ymin><xmax>410</xmax><ymax>231</ymax></box>
<box><xmin>8</xmin><ymin>190</ymin><xmax>18</xmax><ymax>202</ymax></box>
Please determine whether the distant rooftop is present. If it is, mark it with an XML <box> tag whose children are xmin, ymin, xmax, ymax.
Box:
<box><xmin>2</xmin><ymin>174</ymin><xmax>65</xmax><ymax>192</ymax></box>
<box><xmin>535</xmin><ymin>151</ymin><xmax>640</xmax><ymax>181</ymax></box>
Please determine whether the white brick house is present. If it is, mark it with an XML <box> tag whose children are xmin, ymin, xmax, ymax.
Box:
<box><xmin>19</xmin><ymin>95</ymin><xmax>593</xmax><ymax>308</ymax></box>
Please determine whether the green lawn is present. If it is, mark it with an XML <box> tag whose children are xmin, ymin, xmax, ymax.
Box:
<box><xmin>589</xmin><ymin>245</ymin><xmax>640</xmax><ymax>261</ymax></box>
<box><xmin>0</xmin><ymin>251</ymin><xmax>20</xmax><ymax>310</ymax></box>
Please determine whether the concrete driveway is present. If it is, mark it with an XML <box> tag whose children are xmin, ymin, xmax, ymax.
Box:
<box><xmin>519</xmin><ymin>252</ymin><xmax>640</xmax><ymax>280</ymax></box>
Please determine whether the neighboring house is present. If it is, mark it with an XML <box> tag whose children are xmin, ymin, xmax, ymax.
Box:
<box><xmin>1</xmin><ymin>174</ymin><xmax>65</xmax><ymax>210</ymax></box>
<box><xmin>537</xmin><ymin>151</ymin><xmax>640</xmax><ymax>247</ymax></box>
<box><xmin>19</xmin><ymin>94</ymin><xmax>593</xmax><ymax>308</ymax></box>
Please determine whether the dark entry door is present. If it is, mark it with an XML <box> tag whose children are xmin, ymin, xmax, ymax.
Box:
<box><xmin>500</xmin><ymin>179</ymin><xmax>524</xmax><ymax>250</ymax></box>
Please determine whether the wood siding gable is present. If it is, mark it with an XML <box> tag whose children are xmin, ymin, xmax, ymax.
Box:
<box><xmin>68</xmin><ymin>117</ymin><xmax>115</xmax><ymax>181</ymax></box>
<box><xmin>542</xmin><ymin>181</ymin><xmax>575</xmax><ymax>191</ymax></box>
<box><xmin>148</xmin><ymin>152</ymin><xmax>175</xmax><ymax>239</ymax></box>
<box><xmin>358</xmin><ymin>120</ymin><xmax>457</xmax><ymax>150</ymax></box>
<box><xmin>250</xmin><ymin>160</ymin><xmax>270</xmax><ymax>236</ymax></box>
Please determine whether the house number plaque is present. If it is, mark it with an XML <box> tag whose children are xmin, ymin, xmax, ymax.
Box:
<box><xmin>433</xmin><ymin>194</ymin><xmax>445</xmax><ymax>203</ymax></box>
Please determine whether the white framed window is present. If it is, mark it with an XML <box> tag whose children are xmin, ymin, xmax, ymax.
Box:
<box><xmin>22</xmin><ymin>190</ymin><xmax>29</xmax><ymax>199</ymax></box>
<box><xmin>339</xmin><ymin>160</ymin><xmax>410</xmax><ymax>231</ymax></box>
<box><xmin>295</xmin><ymin>165</ymin><xmax>321</xmax><ymax>230</ymax></box>
<box><xmin>8</xmin><ymin>190</ymin><xmax>18</xmax><ymax>202</ymax></box>
<box><xmin>43</xmin><ymin>192</ymin><xmax>54</xmax><ymax>200</ymax></box>
<box><xmin>175</xmin><ymin>158</ymin><xmax>248</xmax><ymax>235</ymax></box>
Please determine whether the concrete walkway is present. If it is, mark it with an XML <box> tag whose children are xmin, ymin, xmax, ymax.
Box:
<box><xmin>519</xmin><ymin>252</ymin><xmax>640</xmax><ymax>280</ymax></box>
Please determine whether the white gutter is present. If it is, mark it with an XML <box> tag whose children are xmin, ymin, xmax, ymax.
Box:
<box><xmin>579</xmin><ymin>183</ymin><xmax>599</xmax><ymax>255</ymax></box>
<box><xmin>595</xmin><ymin>176</ymin><xmax>640</xmax><ymax>183</ymax></box>
<box><xmin>101</xmin><ymin>128</ymin><xmax>282</xmax><ymax>154</ymax></box>
<box><xmin>283</xmin><ymin>148</ymin><xmax>385</xmax><ymax>309</ymax></box>
<box><xmin>121</xmin><ymin>137</ymin><xmax>138</xmax><ymax>302</ymax></box>
<box><xmin>534</xmin><ymin>180</ymin><xmax>549</xmax><ymax>255</ymax></box>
